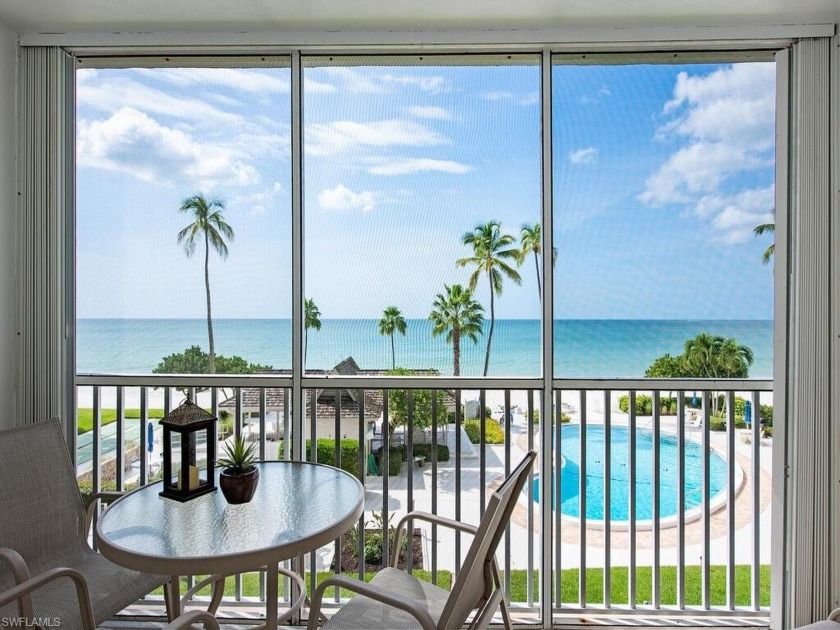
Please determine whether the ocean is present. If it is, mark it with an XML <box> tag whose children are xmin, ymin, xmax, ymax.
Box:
<box><xmin>77</xmin><ymin>318</ymin><xmax>773</xmax><ymax>378</ymax></box>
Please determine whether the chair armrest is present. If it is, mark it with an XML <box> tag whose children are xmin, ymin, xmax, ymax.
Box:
<box><xmin>84</xmin><ymin>491</ymin><xmax>125</xmax><ymax>537</ymax></box>
<box><xmin>391</xmin><ymin>511</ymin><xmax>477</xmax><ymax>567</ymax></box>
<box><xmin>0</xmin><ymin>548</ymin><xmax>33</xmax><ymax>618</ymax></box>
<box><xmin>828</xmin><ymin>608</ymin><xmax>840</xmax><ymax>622</ymax></box>
<box><xmin>164</xmin><ymin>610</ymin><xmax>221</xmax><ymax>630</ymax></box>
<box><xmin>307</xmin><ymin>574</ymin><xmax>437</xmax><ymax>630</ymax></box>
<box><xmin>0</xmin><ymin>566</ymin><xmax>95</xmax><ymax>629</ymax></box>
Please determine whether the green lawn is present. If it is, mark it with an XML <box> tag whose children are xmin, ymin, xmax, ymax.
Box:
<box><xmin>153</xmin><ymin>566</ymin><xmax>769</xmax><ymax>607</ymax></box>
<box><xmin>76</xmin><ymin>408</ymin><xmax>165</xmax><ymax>434</ymax></box>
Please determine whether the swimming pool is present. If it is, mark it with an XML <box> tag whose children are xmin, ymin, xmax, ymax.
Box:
<box><xmin>533</xmin><ymin>424</ymin><xmax>732</xmax><ymax>524</ymax></box>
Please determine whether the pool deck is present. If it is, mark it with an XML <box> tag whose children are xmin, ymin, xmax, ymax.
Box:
<box><xmin>346</xmin><ymin>392</ymin><xmax>773</xmax><ymax>574</ymax></box>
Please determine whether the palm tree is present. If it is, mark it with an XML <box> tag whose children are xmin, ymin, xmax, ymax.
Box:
<box><xmin>378</xmin><ymin>306</ymin><xmax>407</xmax><ymax>370</ymax></box>
<box><xmin>177</xmin><ymin>194</ymin><xmax>234</xmax><ymax>374</ymax></box>
<box><xmin>754</xmin><ymin>222</ymin><xmax>775</xmax><ymax>264</ymax></box>
<box><xmin>518</xmin><ymin>222</ymin><xmax>557</xmax><ymax>304</ymax></box>
<box><xmin>457</xmin><ymin>221</ymin><xmax>521</xmax><ymax>376</ymax></box>
<box><xmin>304</xmin><ymin>298</ymin><xmax>322</xmax><ymax>365</ymax></box>
<box><xmin>429</xmin><ymin>284</ymin><xmax>484</xmax><ymax>376</ymax></box>
<box><xmin>683</xmin><ymin>332</ymin><xmax>754</xmax><ymax>416</ymax></box>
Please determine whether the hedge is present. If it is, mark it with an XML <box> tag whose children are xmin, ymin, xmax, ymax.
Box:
<box><xmin>464</xmin><ymin>419</ymin><xmax>505</xmax><ymax>444</ymax></box>
<box><xmin>277</xmin><ymin>439</ymin><xmax>361</xmax><ymax>478</ymax></box>
<box><xmin>400</xmin><ymin>443</ymin><xmax>450</xmax><ymax>462</ymax></box>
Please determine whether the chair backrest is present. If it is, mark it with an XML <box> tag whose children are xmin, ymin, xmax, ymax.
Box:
<box><xmin>0</xmin><ymin>419</ymin><xmax>86</xmax><ymax>559</ymax></box>
<box><xmin>436</xmin><ymin>450</ymin><xmax>536</xmax><ymax>629</ymax></box>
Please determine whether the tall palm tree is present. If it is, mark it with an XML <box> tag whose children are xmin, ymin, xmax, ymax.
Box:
<box><xmin>304</xmin><ymin>298</ymin><xmax>322</xmax><ymax>365</ymax></box>
<box><xmin>429</xmin><ymin>284</ymin><xmax>484</xmax><ymax>377</ymax></box>
<box><xmin>754</xmin><ymin>222</ymin><xmax>775</xmax><ymax>264</ymax></box>
<box><xmin>518</xmin><ymin>222</ymin><xmax>557</xmax><ymax>304</ymax></box>
<box><xmin>457</xmin><ymin>221</ymin><xmax>521</xmax><ymax>376</ymax></box>
<box><xmin>177</xmin><ymin>194</ymin><xmax>234</xmax><ymax>374</ymax></box>
<box><xmin>378</xmin><ymin>306</ymin><xmax>407</xmax><ymax>370</ymax></box>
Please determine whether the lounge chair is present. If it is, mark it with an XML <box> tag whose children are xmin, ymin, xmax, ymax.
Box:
<box><xmin>0</xmin><ymin>419</ymin><xmax>171</xmax><ymax>629</ymax></box>
<box><xmin>308</xmin><ymin>450</ymin><xmax>537</xmax><ymax>630</ymax></box>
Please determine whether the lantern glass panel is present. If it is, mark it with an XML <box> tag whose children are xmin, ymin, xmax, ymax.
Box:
<box><xmin>168</xmin><ymin>432</ymin><xmax>182</xmax><ymax>490</ymax></box>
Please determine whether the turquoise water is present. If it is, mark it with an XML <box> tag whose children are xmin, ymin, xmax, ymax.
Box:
<box><xmin>534</xmin><ymin>425</ymin><xmax>729</xmax><ymax>522</ymax></box>
<box><xmin>76</xmin><ymin>318</ymin><xmax>772</xmax><ymax>378</ymax></box>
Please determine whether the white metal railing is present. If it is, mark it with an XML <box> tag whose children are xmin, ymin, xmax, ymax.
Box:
<box><xmin>76</xmin><ymin>374</ymin><xmax>772</xmax><ymax>623</ymax></box>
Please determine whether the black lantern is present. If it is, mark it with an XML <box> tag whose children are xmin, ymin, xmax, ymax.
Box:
<box><xmin>159</xmin><ymin>395</ymin><xmax>217</xmax><ymax>501</ymax></box>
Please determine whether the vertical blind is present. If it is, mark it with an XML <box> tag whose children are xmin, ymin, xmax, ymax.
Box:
<box><xmin>784</xmin><ymin>35</ymin><xmax>837</xmax><ymax>628</ymax></box>
<box><xmin>16</xmin><ymin>46</ymin><xmax>74</xmax><ymax>453</ymax></box>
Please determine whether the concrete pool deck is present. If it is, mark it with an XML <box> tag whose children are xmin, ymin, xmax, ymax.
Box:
<box><xmin>351</xmin><ymin>395</ymin><xmax>773</xmax><ymax>575</ymax></box>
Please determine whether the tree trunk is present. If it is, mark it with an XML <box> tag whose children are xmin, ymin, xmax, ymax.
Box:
<box><xmin>483</xmin><ymin>278</ymin><xmax>495</xmax><ymax>377</ymax></box>
<box><xmin>533</xmin><ymin>251</ymin><xmax>541</xmax><ymax>304</ymax></box>
<box><xmin>391</xmin><ymin>333</ymin><xmax>396</xmax><ymax>369</ymax></box>
<box><xmin>204</xmin><ymin>232</ymin><xmax>215</xmax><ymax>374</ymax></box>
<box><xmin>453</xmin><ymin>326</ymin><xmax>461</xmax><ymax>377</ymax></box>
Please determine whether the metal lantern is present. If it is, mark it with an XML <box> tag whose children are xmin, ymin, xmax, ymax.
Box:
<box><xmin>159</xmin><ymin>395</ymin><xmax>217</xmax><ymax>501</ymax></box>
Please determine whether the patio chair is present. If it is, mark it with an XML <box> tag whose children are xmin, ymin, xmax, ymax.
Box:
<box><xmin>308</xmin><ymin>450</ymin><xmax>537</xmax><ymax>630</ymax></box>
<box><xmin>0</xmin><ymin>419</ymin><xmax>170</xmax><ymax>629</ymax></box>
<box><xmin>792</xmin><ymin>608</ymin><xmax>840</xmax><ymax>630</ymax></box>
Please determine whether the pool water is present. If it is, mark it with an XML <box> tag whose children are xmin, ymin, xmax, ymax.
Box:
<box><xmin>533</xmin><ymin>424</ymin><xmax>729</xmax><ymax>522</ymax></box>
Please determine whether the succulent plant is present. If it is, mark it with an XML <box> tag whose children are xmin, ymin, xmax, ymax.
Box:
<box><xmin>218</xmin><ymin>436</ymin><xmax>257</xmax><ymax>474</ymax></box>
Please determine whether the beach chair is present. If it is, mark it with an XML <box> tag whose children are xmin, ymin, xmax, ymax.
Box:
<box><xmin>308</xmin><ymin>450</ymin><xmax>537</xmax><ymax>630</ymax></box>
<box><xmin>0</xmin><ymin>419</ymin><xmax>171</xmax><ymax>628</ymax></box>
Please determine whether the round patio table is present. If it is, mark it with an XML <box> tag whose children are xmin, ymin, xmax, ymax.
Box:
<box><xmin>96</xmin><ymin>461</ymin><xmax>364</xmax><ymax>628</ymax></box>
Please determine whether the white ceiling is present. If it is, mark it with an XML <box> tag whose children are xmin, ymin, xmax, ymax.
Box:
<box><xmin>0</xmin><ymin>0</ymin><xmax>837</xmax><ymax>36</ymax></box>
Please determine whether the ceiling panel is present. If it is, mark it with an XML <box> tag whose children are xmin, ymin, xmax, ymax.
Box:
<box><xmin>0</xmin><ymin>0</ymin><xmax>836</xmax><ymax>35</ymax></box>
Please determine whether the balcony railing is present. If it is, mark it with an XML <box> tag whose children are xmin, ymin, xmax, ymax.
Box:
<box><xmin>76</xmin><ymin>374</ymin><xmax>773</xmax><ymax>624</ymax></box>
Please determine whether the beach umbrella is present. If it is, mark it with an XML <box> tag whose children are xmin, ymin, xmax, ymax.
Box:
<box><xmin>147</xmin><ymin>421</ymin><xmax>154</xmax><ymax>453</ymax></box>
<box><xmin>744</xmin><ymin>400</ymin><xmax>752</xmax><ymax>427</ymax></box>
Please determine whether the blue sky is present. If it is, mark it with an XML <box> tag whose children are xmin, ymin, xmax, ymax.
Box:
<box><xmin>76</xmin><ymin>58</ymin><xmax>774</xmax><ymax>321</ymax></box>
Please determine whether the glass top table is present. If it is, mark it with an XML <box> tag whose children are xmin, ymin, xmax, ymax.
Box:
<box><xmin>96</xmin><ymin>461</ymin><xmax>365</xmax><ymax>627</ymax></box>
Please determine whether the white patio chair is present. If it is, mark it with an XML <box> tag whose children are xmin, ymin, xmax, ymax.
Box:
<box><xmin>0</xmin><ymin>419</ymin><xmax>171</xmax><ymax>629</ymax></box>
<box><xmin>308</xmin><ymin>450</ymin><xmax>537</xmax><ymax>630</ymax></box>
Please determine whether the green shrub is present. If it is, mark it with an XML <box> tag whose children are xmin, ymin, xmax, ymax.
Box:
<box><xmin>379</xmin><ymin>448</ymin><xmax>403</xmax><ymax>476</ymax></box>
<box><xmin>560</xmin><ymin>412</ymin><xmax>571</xmax><ymax>423</ymax></box>
<box><xmin>277</xmin><ymin>439</ymin><xmax>362</xmax><ymax>478</ymax></box>
<box><xmin>618</xmin><ymin>395</ymin><xmax>679</xmax><ymax>416</ymax></box>
<box><xmin>401</xmin><ymin>443</ymin><xmax>450</xmax><ymax>462</ymax></box>
<box><xmin>759</xmin><ymin>403</ymin><xmax>773</xmax><ymax>427</ymax></box>
<box><xmin>463</xmin><ymin>419</ymin><xmax>504</xmax><ymax>444</ymax></box>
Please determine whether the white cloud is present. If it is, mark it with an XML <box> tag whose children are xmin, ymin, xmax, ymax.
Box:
<box><xmin>367</xmin><ymin>157</ymin><xmax>472</xmax><ymax>176</ymax></box>
<box><xmin>408</xmin><ymin>106</ymin><xmax>452</xmax><ymax>120</ymax></box>
<box><xmin>640</xmin><ymin>63</ymin><xmax>775</xmax><ymax>207</ymax></box>
<box><xmin>306</xmin><ymin>119</ymin><xmax>447</xmax><ymax>156</ymax></box>
<box><xmin>133</xmin><ymin>67</ymin><xmax>291</xmax><ymax>95</ymax></box>
<box><xmin>229</xmin><ymin>182</ymin><xmax>285</xmax><ymax>215</ymax></box>
<box><xmin>569</xmin><ymin>147</ymin><xmax>598</xmax><ymax>165</ymax></box>
<box><xmin>482</xmin><ymin>90</ymin><xmax>539</xmax><ymax>106</ymax></box>
<box><xmin>77</xmin><ymin>107</ymin><xmax>260</xmax><ymax>189</ymax></box>
<box><xmin>381</xmin><ymin>74</ymin><xmax>452</xmax><ymax>94</ymax></box>
<box><xmin>77</xmin><ymin>70</ymin><xmax>243</xmax><ymax>126</ymax></box>
<box><xmin>482</xmin><ymin>90</ymin><xmax>514</xmax><ymax>101</ymax></box>
<box><xmin>517</xmin><ymin>92</ymin><xmax>540</xmax><ymax>106</ymax></box>
<box><xmin>579</xmin><ymin>85</ymin><xmax>611</xmax><ymax>105</ymax></box>
<box><xmin>696</xmin><ymin>185</ymin><xmax>775</xmax><ymax>244</ymax></box>
<box><xmin>638</xmin><ymin>63</ymin><xmax>776</xmax><ymax>243</ymax></box>
<box><xmin>318</xmin><ymin>184</ymin><xmax>377</xmax><ymax>212</ymax></box>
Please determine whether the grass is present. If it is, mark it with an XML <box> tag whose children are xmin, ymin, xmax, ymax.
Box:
<box><xmin>152</xmin><ymin>566</ymin><xmax>769</xmax><ymax>607</ymax></box>
<box><xmin>76</xmin><ymin>408</ymin><xmax>165</xmax><ymax>435</ymax></box>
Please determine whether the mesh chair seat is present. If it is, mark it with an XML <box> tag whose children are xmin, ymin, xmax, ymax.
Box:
<box><xmin>0</xmin><ymin>420</ymin><xmax>169</xmax><ymax>628</ymax></box>
<box><xmin>323</xmin><ymin>568</ymin><xmax>450</xmax><ymax>629</ymax></box>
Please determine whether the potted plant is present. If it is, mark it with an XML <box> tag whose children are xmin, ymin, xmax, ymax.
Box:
<box><xmin>218</xmin><ymin>437</ymin><xmax>259</xmax><ymax>504</ymax></box>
